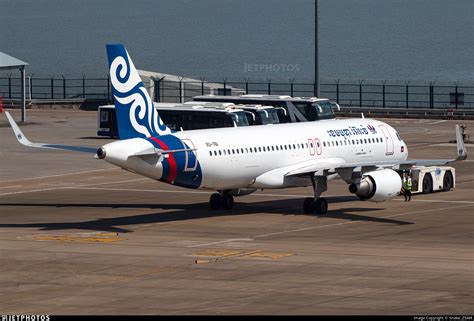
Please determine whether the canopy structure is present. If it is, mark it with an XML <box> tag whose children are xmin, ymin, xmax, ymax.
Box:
<box><xmin>0</xmin><ymin>52</ymin><xmax>29</xmax><ymax>122</ymax></box>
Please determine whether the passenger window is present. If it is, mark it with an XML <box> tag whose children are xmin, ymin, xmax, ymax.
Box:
<box><xmin>323</xmin><ymin>142</ymin><xmax>326</xmax><ymax>147</ymax></box>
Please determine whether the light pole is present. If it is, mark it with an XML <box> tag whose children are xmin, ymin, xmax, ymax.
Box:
<box><xmin>314</xmin><ymin>0</ymin><xmax>320</xmax><ymax>97</ymax></box>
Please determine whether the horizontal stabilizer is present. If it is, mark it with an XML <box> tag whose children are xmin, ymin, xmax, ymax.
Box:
<box><xmin>131</xmin><ymin>147</ymin><xmax>197</xmax><ymax>157</ymax></box>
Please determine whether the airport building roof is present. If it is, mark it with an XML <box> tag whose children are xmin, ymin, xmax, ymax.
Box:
<box><xmin>0</xmin><ymin>52</ymin><xmax>29</xmax><ymax>70</ymax></box>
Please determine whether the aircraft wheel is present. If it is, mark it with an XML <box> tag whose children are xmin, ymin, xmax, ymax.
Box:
<box><xmin>443</xmin><ymin>171</ymin><xmax>453</xmax><ymax>191</ymax></box>
<box><xmin>221</xmin><ymin>194</ymin><xmax>234</xmax><ymax>210</ymax></box>
<box><xmin>422</xmin><ymin>174</ymin><xmax>433</xmax><ymax>194</ymax></box>
<box><xmin>303</xmin><ymin>197</ymin><xmax>315</xmax><ymax>214</ymax></box>
<box><xmin>209</xmin><ymin>193</ymin><xmax>222</xmax><ymax>210</ymax></box>
<box><xmin>315</xmin><ymin>198</ymin><xmax>328</xmax><ymax>214</ymax></box>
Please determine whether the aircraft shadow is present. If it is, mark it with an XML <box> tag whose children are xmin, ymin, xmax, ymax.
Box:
<box><xmin>0</xmin><ymin>197</ymin><xmax>413</xmax><ymax>233</ymax></box>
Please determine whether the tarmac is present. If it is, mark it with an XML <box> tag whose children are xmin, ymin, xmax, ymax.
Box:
<box><xmin>0</xmin><ymin>109</ymin><xmax>473</xmax><ymax>315</ymax></box>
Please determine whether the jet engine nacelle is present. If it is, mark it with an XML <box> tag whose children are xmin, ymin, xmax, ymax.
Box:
<box><xmin>349</xmin><ymin>169</ymin><xmax>402</xmax><ymax>202</ymax></box>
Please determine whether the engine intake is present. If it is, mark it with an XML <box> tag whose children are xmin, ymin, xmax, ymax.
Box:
<box><xmin>349</xmin><ymin>169</ymin><xmax>402</xmax><ymax>202</ymax></box>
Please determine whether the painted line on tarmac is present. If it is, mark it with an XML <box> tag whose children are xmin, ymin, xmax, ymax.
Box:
<box><xmin>64</xmin><ymin>187</ymin><xmax>474</xmax><ymax>205</ymax></box>
<box><xmin>0</xmin><ymin>186</ymin><xmax>68</xmax><ymax>197</ymax></box>
<box><xmin>65</xmin><ymin>187</ymin><xmax>349</xmax><ymax>200</ymax></box>
<box><xmin>428</xmin><ymin>120</ymin><xmax>447</xmax><ymax>125</ymax></box>
<box><xmin>253</xmin><ymin>203</ymin><xmax>472</xmax><ymax>239</ymax></box>
<box><xmin>0</xmin><ymin>185</ymin><xmax>22</xmax><ymax>189</ymax></box>
<box><xmin>188</xmin><ymin>238</ymin><xmax>255</xmax><ymax>248</ymax></box>
<box><xmin>0</xmin><ymin>168</ymin><xmax>118</xmax><ymax>183</ymax></box>
<box><xmin>2</xmin><ymin>184</ymin><xmax>473</xmax><ymax>206</ymax></box>
<box><xmin>394</xmin><ymin>198</ymin><xmax>474</xmax><ymax>204</ymax></box>
<box><xmin>10</xmin><ymin>185</ymin><xmax>472</xmax><ymax>206</ymax></box>
<box><xmin>0</xmin><ymin>178</ymin><xmax>149</xmax><ymax>196</ymax></box>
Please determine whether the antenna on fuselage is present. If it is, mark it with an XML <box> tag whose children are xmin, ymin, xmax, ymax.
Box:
<box><xmin>361</xmin><ymin>113</ymin><xmax>365</xmax><ymax>119</ymax></box>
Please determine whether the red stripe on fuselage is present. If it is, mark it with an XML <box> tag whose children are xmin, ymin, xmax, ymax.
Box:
<box><xmin>149</xmin><ymin>136</ymin><xmax>178</xmax><ymax>183</ymax></box>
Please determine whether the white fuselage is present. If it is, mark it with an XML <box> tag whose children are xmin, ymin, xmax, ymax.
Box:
<box><xmin>102</xmin><ymin>118</ymin><xmax>408</xmax><ymax>190</ymax></box>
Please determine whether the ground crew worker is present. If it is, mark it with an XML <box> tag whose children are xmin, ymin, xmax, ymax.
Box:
<box><xmin>403</xmin><ymin>172</ymin><xmax>412</xmax><ymax>202</ymax></box>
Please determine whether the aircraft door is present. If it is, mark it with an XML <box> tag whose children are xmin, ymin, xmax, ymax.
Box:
<box><xmin>314</xmin><ymin>138</ymin><xmax>322</xmax><ymax>155</ymax></box>
<box><xmin>181</xmin><ymin>139</ymin><xmax>197</xmax><ymax>171</ymax></box>
<box><xmin>379</xmin><ymin>125</ymin><xmax>394</xmax><ymax>155</ymax></box>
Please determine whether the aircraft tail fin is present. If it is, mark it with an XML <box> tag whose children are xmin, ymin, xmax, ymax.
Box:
<box><xmin>106</xmin><ymin>44</ymin><xmax>171</xmax><ymax>140</ymax></box>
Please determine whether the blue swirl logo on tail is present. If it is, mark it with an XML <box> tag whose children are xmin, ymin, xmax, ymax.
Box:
<box><xmin>106</xmin><ymin>44</ymin><xmax>171</xmax><ymax>139</ymax></box>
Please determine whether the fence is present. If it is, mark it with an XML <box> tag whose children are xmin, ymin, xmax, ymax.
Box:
<box><xmin>1</xmin><ymin>75</ymin><xmax>473</xmax><ymax>109</ymax></box>
<box><xmin>157</xmin><ymin>79</ymin><xmax>474</xmax><ymax>109</ymax></box>
<box><xmin>0</xmin><ymin>76</ymin><xmax>111</xmax><ymax>101</ymax></box>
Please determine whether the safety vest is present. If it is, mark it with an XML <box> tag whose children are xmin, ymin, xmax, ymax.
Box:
<box><xmin>404</xmin><ymin>178</ymin><xmax>412</xmax><ymax>191</ymax></box>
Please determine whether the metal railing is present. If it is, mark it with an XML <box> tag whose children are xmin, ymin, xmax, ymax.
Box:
<box><xmin>1</xmin><ymin>75</ymin><xmax>473</xmax><ymax>109</ymax></box>
<box><xmin>0</xmin><ymin>76</ymin><xmax>111</xmax><ymax>101</ymax></box>
<box><xmin>156</xmin><ymin>79</ymin><xmax>474</xmax><ymax>109</ymax></box>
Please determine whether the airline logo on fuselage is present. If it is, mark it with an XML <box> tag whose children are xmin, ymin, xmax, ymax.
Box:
<box><xmin>367</xmin><ymin>124</ymin><xmax>377</xmax><ymax>134</ymax></box>
<box><xmin>327</xmin><ymin>124</ymin><xmax>377</xmax><ymax>139</ymax></box>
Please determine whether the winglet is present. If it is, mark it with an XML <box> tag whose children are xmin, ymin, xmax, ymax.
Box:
<box><xmin>5</xmin><ymin>111</ymin><xmax>34</xmax><ymax>147</ymax></box>
<box><xmin>455</xmin><ymin>124</ymin><xmax>468</xmax><ymax>161</ymax></box>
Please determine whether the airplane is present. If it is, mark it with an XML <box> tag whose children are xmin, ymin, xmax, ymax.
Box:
<box><xmin>4</xmin><ymin>44</ymin><xmax>468</xmax><ymax>214</ymax></box>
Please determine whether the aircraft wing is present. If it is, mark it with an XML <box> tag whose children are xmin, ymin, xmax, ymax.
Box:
<box><xmin>285</xmin><ymin>125</ymin><xmax>467</xmax><ymax>178</ymax></box>
<box><xmin>5</xmin><ymin>111</ymin><xmax>97</xmax><ymax>154</ymax></box>
<box><xmin>285</xmin><ymin>159</ymin><xmax>415</xmax><ymax>177</ymax></box>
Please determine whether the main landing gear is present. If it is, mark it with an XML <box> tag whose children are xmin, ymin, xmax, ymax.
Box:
<box><xmin>209</xmin><ymin>192</ymin><xmax>234</xmax><ymax>210</ymax></box>
<box><xmin>303</xmin><ymin>175</ymin><xmax>328</xmax><ymax>214</ymax></box>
